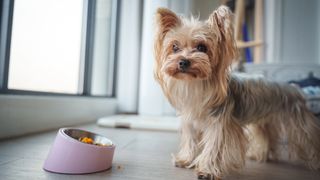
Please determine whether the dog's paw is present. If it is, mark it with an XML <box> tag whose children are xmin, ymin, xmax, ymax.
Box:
<box><xmin>197</xmin><ymin>172</ymin><xmax>219</xmax><ymax>180</ymax></box>
<box><xmin>174</xmin><ymin>159</ymin><xmax>194</xmax><ymax>168</ymax></box>
<box><xmin>172</xmin><ymin>154</ymin><xmax>195</xmax><ymax>168</ymax></box>
<box><xmin>246</xmin><ymin>149</ymin><xmax>268</xmax><ymax>162</ymax></box>
<box><xmin>246</xmin><ymin>152</ymin><xmax>258</xmax><ymax>161</ymax></box>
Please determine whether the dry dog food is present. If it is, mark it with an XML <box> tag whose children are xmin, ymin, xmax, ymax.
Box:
<box><xmin>78</xmin><ymin>137</ymin><xmax>111</xmax><ymax>146</ymax></box>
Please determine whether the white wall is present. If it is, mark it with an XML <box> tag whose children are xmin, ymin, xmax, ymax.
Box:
<box><xmin>281</xmin><ymin>0</ymin><xmax>318</xmax><ymax>63</ymax></box>
<box><xmin>189</xmin><ymin>0</ymin><xmax>219</xmax><ymax>20</ymax></box>
<box><xmin>264</xmin><ymin>0</ymin><xmax>281</xmax><ymax>63</ymax></box>
<box><xmin>0</xmin><ymin>95</ymin><xmax>116</xmax><ymax>139</ymax></box>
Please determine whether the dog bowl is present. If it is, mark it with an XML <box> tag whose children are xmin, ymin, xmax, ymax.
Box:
<box><xmin>43</xmin><ymin>128</ymin><xmax>115</xmax><ymax>174</ymax></box>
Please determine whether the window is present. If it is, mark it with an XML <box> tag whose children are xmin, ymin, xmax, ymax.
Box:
<box><xmin>0</xmin><ymin>0</ymin><xmax>118</xmax><ymax>96</ymax></box>
<box><xmin>8</xmin><ymin>0</ymin><xmax>83</xmax><ymax>94</ymax></box>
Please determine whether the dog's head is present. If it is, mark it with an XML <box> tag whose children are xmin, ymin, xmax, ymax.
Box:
<box><xmin>154</xmin><ymin>6</ymin><xmax>237</xmax><ymax>82</ymax></box>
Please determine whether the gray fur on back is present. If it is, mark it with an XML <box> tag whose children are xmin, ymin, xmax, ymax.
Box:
<box><xmin>213</xmin><ymin>75</ymin><xmax>306</xmax><ymax>124</ymax></box>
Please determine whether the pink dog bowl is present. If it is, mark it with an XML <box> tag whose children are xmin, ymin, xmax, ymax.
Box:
<box><xmin>43</xmin><ymin>128</ymin><xmax>115</xmax><ymax>174</ymax></box>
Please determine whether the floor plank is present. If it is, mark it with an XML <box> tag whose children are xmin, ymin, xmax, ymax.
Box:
<box><xmin>0</xmin><ymin>124</ymin><xmax>319</xmax><ymax>180</ymax></box>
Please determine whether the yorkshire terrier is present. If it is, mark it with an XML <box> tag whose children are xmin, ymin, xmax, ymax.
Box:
<box><xmin>154</xmin><ymin>5</ymin><xmax>320</xmax><ymax>180</ymax></box>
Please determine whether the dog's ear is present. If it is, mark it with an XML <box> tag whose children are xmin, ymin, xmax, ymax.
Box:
<box><xmin>155</xmin><ymin>8</ymin><xmax>181</xmax><ymax>38</ymax></box>
<box><xmin>207</xmin><ymin>6</ymin><xmax>238</xmax><ymax>105</ymax></box>
<box><xmin>154</xmin><ymin>8</ymin><xmax>181</xmax><ymax>82</ymax></box>
<box><xmin>207</xmin><ymin>5</ymin><xmax>237</xmax><ymax>65</ymax></box>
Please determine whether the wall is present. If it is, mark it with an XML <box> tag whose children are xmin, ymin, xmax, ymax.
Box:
<box><xmin>190</xmin><ymin>0</ymin><xmax>219</xmax><ymax>20</ymax></box>
<box><xmin>281</xmin><ymin>0</ymin><xmax>318</xmax><ymax>63</ymax></box>
<box><xmin>0</xmin><ymin>95</ymin><xmax>116</xmax><ymax>139</ymax></box>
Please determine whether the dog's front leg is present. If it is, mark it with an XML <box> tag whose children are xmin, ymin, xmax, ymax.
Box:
<box><xmin>194</xmin><ymin>117</ymin><xmax>247</xmax><ymax>179</ymax></box>
<box><xmin>174</xmin><ymin>117</ymin><xmax>199</xmax><ymax>168</ymax></box>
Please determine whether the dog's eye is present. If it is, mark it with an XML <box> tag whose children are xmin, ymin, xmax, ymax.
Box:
<box><xmin>196</xmin><ymin>44</ymin><xmax>207</xmax><ymax>53</ymax></box>
<box><xmin>172</xmin><ymin>44</ymin><xmax>179</xmax><ymax>53</ymax></box>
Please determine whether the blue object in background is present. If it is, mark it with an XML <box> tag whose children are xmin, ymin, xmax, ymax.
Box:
<box><xmin>242</xmin><ymin>23</ymin><xmax>253</xmax><ymax>63</ymax></box>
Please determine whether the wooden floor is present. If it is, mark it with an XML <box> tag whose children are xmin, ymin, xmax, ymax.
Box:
<box><xmin>0</xmin><ymin>124</ymin><xmax>319</xmax><ymax>180</ymax></box>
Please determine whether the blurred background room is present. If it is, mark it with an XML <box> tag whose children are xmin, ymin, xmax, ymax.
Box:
<box><xmin>0</xmin><ymin>0</ymin><xmax>320</xmax><ymax>179</ymax></box>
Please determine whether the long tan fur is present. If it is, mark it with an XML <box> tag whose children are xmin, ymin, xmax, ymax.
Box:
<box><xmin>154</xmin><ymin>5</ymin><xmax>320</xmax><ymax>180</ymax></box>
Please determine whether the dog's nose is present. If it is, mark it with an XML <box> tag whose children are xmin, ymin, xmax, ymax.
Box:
<box><xmin>178</xmin><ymin>59</ymin><xmax>191</xmax><ymax>70</ymax></box>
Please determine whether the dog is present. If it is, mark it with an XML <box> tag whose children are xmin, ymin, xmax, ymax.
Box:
<box><xmin>153</xmin><ymin>5</ymin><xmax>320</xmax><ymax>180</ymax></box>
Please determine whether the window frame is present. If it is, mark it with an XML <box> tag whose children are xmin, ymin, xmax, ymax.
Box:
<box><xmin>0</xmin><ymin>0</ymin><xmax>119</xmax><ymax>98</ymax></box>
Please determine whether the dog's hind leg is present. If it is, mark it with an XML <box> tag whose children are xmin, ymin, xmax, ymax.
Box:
<box><xmin>286</xmin><ymin>104</ymin><xmax>320</xmax><ymax>170</ymax></box>
<box><xmin>246</xmin><ymin>123</ymin><xmax>270</xmax><ymax>162</ymax></box>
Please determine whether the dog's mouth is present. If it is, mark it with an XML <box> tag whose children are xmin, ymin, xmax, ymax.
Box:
<box><xmin>177</xmin><ymin>69</ymin><xmax>197</xmax><ymax>77</ymax></box>
<box><xmin>171</xmin><ymin>68</ymin><xmax>203</xmax><ymax>79</ymax></box>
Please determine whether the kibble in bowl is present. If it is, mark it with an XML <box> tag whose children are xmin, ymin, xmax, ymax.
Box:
<box><xmin>62</xmin><ymin>128</ymin><xmax>114</xmax><ymax>148</ymax></box>
<box><xmin>78</xmin><ymin>137</ymin><xmax>112</xmax><ymax>147</ymax></box>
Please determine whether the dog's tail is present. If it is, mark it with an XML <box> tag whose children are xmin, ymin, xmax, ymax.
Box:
<box><xmin>286</xmin><ymin>102</ymin><xmax>320</xmax><ymax>170</ymax></box>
